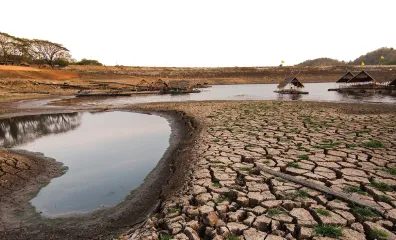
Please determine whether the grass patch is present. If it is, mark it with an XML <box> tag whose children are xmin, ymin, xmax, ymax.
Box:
<box><xmin>346</xmin><ymin>144</ymin><xmax>357</xmax><ymax>149</ymax></box>
<box><xmin>288</xmin><ymin>162</ymin><xmax>301</xmax><ymax>169</ymax></box>
<box><xmin>313</xmin><ymin>140</ymin><xmax>341</xmax><ymax>149</ymax></box>
<box><xmin>168</xmin><ymin>208</ymin><xmax>179</xmax><ymax>214</ymax></box>
<box><xmin>370</xmin><ymin>181</ymin><xmax>393</xmax><ymax>192</ymax></box>
<box><xmin>212</xmin><ymin>182</ymin><xmax>221</xmax><ymax>188</ymax></box>
<box><xmin>207</xmin><ymin>115</ymin><xmax>216</xmax><ymax>118</ymax></box>
<box><xmin>267</xmin><ymin>208</ymin><xmax>286</xmax><ymax>217</ymax></box>
<box><xmin>315</xmin><ymin>208</ymin><xmax>332</xmax><ymax>216</ymax></box>
<box><xmin>297</xmin><ymin>146</ymin><xmax>310</xmax><ymax>152</ymax></box>
<box><xmin>215</xmin><ymin>197</ymin><xmax>230</xmax><ymax>203</ymax></box>
<box><xmin>361</xmin><ymin>140</ymin><xmax>385</xmax><ymax>148</ymax></box>
<box><xmin>314</xmin><ymin>225</ymin><xmax>343</xmax><ymax>238</ymax></box>
<box><xmin>297</xmin><ymin>155</ymin><xmax>309</xmax><ymax>160</ymax></box>
<box><xmin>238</xmin><ymin>167</ymin><xmax>252</xmax><ymax>171</ymax></box>
<box><xmin>212</xmin><ymin>139</ymin><xmax>220</xmax><ymax>143</ymax></box>
<box><xmin>350</xmin><ymin>206</ymin><xmax>379</xmax><ymax>217</ymax></box>
<box><xmin>343</xmin><ymin>186</ymin><xmax>367</xmax><ymax>195</ymax></box>
<box><xmin>160</xmin><ymin>235</ymin><xmax>173</xmax><ymax>240</ymax></box>
<box><xmin>247</xmin><ymin>133</ymin><xmax>257</xmax><ymax>137</ymax></box>
<box><xmin>228</xmin><ymin>236</ymin><xmax>239</xmax><ymax>240</ymax></box>
<box><xmin>275</xmin><ymin>177</ymin><xmax>289</xmax><ymax>183</ymax></box>
<box><xmin>385</xmin><ymin>168</ymin><xmax>396</xmax><ymax>176</ymax></box>
<box><xmin>373</xmin><ymin>228</ymin><xmax>389</xmax><ymax>238</ymax></box>
<box><xmin>377</xmin><ymin>194</ymin><xmax>392</xmax><ymax>203</ymax></box>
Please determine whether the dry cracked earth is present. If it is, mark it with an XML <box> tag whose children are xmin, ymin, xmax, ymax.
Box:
<box><xmin>125</xmin><ymin>101</ymin><xmax>396</xmax><ymax>240</ymax></box>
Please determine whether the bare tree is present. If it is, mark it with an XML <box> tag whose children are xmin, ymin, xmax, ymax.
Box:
<box><xmin>0</xmin><ymin>32</ymin><xmax>15</xmax><ymax>64</ymax></box>
<box><xmin>29</xmin><ymin>39</ymin><xmax>69</xmax><ymax>68</ymax></box>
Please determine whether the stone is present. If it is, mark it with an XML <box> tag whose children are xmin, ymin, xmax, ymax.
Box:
<box><xmin>204</xmin><ymin>212</ymin><xmax>219</xmax><ymax>226</ymax></box>
<box><xmin>299</xmin><ymin>227</ymin><xmax>313</xmax><ymax>239</ymax></box>
<box><xmin>243</xmin><ymin>216</ymin><xmax>256</xmax><ymax>227</ymax></box>
<box><xmin>312</xmin><ymin>209</ymin><xmax>347</xmax><ymax>226</ymax></box>
<box><xmin>290</xmin><ymin>208</ymin><xmax>317</xmax><ymax>226</ymax></box>
<box><xmin>228</xmin><ymin>210</ymin><xmax>246</xmax><ymax>222</ymax></box>
<box><xmin>243</xmin><ymin>228</ymin><xmax>267</xmax><ymax>240</ymax></box>
<box><xmin>184</xmin><ymin>227</ymin><xmax>200</xmax><ymax>240</ymax></box>
<box><xmin>350</xmin><ymin>222</ymin><xmax>364</xmax><ymax>233</ymax></box>
<box><xmin>363</xmin><ymin>221</ymin><xmax>396</xmax><ymax>240</ymax></box>
<box><xmin>227</xmin><ymin>222</ymin><xmax>249</xmax><ymax>235</ymax></box>
<box><xmin>247</xmin><ymin>192</ymin><xmax>265</xmax><ymax>206</ymax></box>
<box><xmin>340</xmin><ymin>229</ymin><xmax>366</xmax><ymax>240</ymax></box>
<box><xmin>253</xmin><ymin>215</ymin><xmax>272</xmax><ymax>231</ymax></box>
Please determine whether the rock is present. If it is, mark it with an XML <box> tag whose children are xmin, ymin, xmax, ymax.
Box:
<box><xmin>227</xmin><ymin>222</ymin><xmax>249</xmax><ymax>235</ymax></box>
<box><xmin>253</xmin><ymin>215</ymin><xmax>272</xmax><ymax>231</ymax></box>
<box><xmin>265</xmin><ymin>234</ymin><xmax>285</xmax><ymax>240</ymax></box>
<box><xmin>250</xmin><ymin>206</ymin><xmax>266</xmax><ymax>215</ymax></box>
<box><xmin>299</xmin><ymin>227</ymin><xmax>313</xmax><ymax>239</ymax></box>
<box><xmin>363</xmin><ymin>221</ymin><xmax>396</xmax><ymax>240</ymax></box>
<box><xmin>312</xmin><ymin>209</ymin><xmax>347</xmax><ymax>226</ymax></box>
<box><xmin>196</xmin><ymin>193</ymin><xmax>212</xmax><ymax>204</ymax></box>
<box><xmin>204</xmin><ymin>212</ymin><xmax>219</xmax><ymax>226</ymax></box>
<box><xmin>290</xmin><ymin>208</ymin><xmax>317</xmax><ymax>226</ymax></box>
<box><xmin>243</xmin><ymin>228</ymin><xmax>267</xmax><ymax>240</ymax></box>
<box><xmin>184</xmin><ymin>227</ymin><xmax>200</xmax><ymax>240</ymax></box>
<box><xmin>350</xmin><ymin>222</ymin><xmax>364</xmax><ymax>233</ymax></box>
<box><xmin>261</xmin><ymin>200</ymin><xmax>283</xmax><ymax>208</ymax></box>
<box><xmin>385</xmin><ymin>208</ymin><xmax>396</xmax><ymax>222</ymax></box>
<box><xmin>340</xmin><ymin>229</ymin><xmax>366</xmax><ymax>240</ymax></box>
<box><xmin>243</xmin><ymin>216</ymin><xmax>256</xmax><ymax>227</ymax></box>
<box><xmin>172</xmin><ymin>233</ymin><xmax>189</xmax><ymax>240</ymax></box>
<box><xmin>247</xmin><ymin>192</ymin><xmax>265</xmax><ymax>206</ymax></box>
<box><xmin>334</xmin><ymin>210</ymin><xmax>355</xmax><ymax>225</ymax></box>
<box><xmin>199</xmin><ymin>205</ymin><xmax>214</xmax><ymax>215</ymax></box>
<box><xmin>326</xmin><ymin>200</ymin><xmax>349</xmax><ymax>211</ymax></box>
<box><xmin>192</xmin><ymin>185</ymin><xmax>207</xmax><ymax>195</ymax></box>
<box><xmin>228</xmin><ymin>210</ymin><xmax>246</xmax><ymax>222</ymax></box>
<box><xmin>215</xmin><ymin>219</ymin><xmax>227</xmax><ymax>228</ymax></box>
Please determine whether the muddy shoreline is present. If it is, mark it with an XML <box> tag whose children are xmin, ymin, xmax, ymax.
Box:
<box><xmin>0</xmin><ymin>108</ymin><xmax>199</xmax><ymax>240</ymax></box>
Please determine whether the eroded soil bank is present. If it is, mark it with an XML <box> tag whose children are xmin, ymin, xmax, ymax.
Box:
<box><xmin>120</xmin><ymin>101</ymin><xmax>396</xmax><ymax>240</ymax></box>
<box><xmin>0</xmin><ymin>108</ymin><xmax>198</xmax><ymax>240</ymax></box>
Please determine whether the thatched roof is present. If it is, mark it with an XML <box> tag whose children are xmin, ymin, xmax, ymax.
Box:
<box><xmin>136</xmin><ymin>79</ymin><xmax>150</xmax><ymax>87</ymax></box>
<box><xmin>277</xmin><ymin>77</ymin><xmax>304</xmax><ymax>89</ymax></box>
<box><xmin>336</xmin><ymin>71</ymin><xmax>355</xmax><ymax>83</ymax></box>
<box><xmin>170</xmin><ymin>80</ymin><xmax>191</xmax><ymax>89</ymax></box>
<box><xmin>348</xmin><ymin>71</ymin><xmax>375</xmax><ymax>83</ymax></box>
<box><xmin>153</xmin><ymin>79</ymin><xmax>169</xmax><ymax>87</ymax></box>
<box><xmin>389</xmin><ymin>78</ymin><xmax>396</xmax><ymax>86</ymax></box>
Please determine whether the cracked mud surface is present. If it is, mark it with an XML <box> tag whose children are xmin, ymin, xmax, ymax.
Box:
<box><xmin>125</xmin><ymin>101</ymin><xmax>396</xmax><ymax>240</ymax></box>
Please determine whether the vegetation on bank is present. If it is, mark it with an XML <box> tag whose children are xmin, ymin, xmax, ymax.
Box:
<box><xmin>0</xmin><ymin>32</ymin><xmax>102</xmax><ymax>68</ymax></box>
<box><xmin>297</xmin><ymin>47</ymin><xmax>396</xmax><ymax>66</ymax></box>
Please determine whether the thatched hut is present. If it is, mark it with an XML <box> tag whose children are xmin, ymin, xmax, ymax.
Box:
<box><xmin>347</xmin><ymin>71</ymin><xmax>376</xmax><ymax>84</ymax></box>
<box><xmin>336</xmin><ymin>71</ymin><xmax>355</xmax><ymax>84</ymax></box>
<box><xmin>151</xmin><ymin>79</ymin><xmax>169</xmax><ymax>91</ymax></box>
<box><xmin>277</xmin><ymin>77</ymin><xmax>305</xmax><ymax>90</ymax></box>
<box><xmin>275</xmin><ymin>77</ymin><xmax>308</xmax><ymax>94</ymax></box>
<box><xmin>135</xmin><ymin>79</ymin><xmax>151</xmax><ymax>91</ymax></box>
<box><xmin>169</xmin><ymin>80</ymin><xmax>191</xmax><ymax>91</ymax></box>
<box><xmin>389</xmin><ymin>78</ymin><xmax>396</xmax><ymax>86</ymax></box>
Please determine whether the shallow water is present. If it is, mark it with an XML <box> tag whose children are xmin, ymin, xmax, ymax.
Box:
<box><xmin>1</xmin><ymin>111</ymin><xmax>171</xmax><ymax>217</ymax></box>
<box><xmin>77</xmin><ymin>83</ymin><xmax>396</xmax><ymax>107</ymax></box>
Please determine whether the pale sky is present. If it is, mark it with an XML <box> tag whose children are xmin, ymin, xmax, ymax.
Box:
<box><xmin>2</xmin><ymin>0</ymin><xmax>395</xmax><ymax>67</ymax></box>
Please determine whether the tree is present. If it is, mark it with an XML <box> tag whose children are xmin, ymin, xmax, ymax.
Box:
<box><xmin>29</xmin><ymin>39</ymin><xmax>69</xmax><ymax>68</ymax></box>
<box><xmin>75</xmin><ymin>58</ymin><xmax>103</xmax><ymax>66</ymax></box>
<box><xmin>0</xmin><ymin>32</ymin><xmax>15</xmax><ymax>64</ymax></box>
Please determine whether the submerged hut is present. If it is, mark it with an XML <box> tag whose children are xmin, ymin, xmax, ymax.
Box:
<box><xmin>275</xmin><ymin>77</ymin><xmax>308</xmax><ymax>94</ymax></box>
<box><xmin>336</xmin><ymin>71</ymin><xmax>355</xmax><ymax>87</ymax></box>
<box><xmin>135</xmin><ymin>79</ymin><xmax>151</xmax><ymax>91</ymax></box>
<box><xmin>163</xmin><ymin>80</ymin><xmax>199</xmax><ymax>94</ymax></box>
<box><xmin>347</xmin><ymin>70</ymin><xmax>376</xmax><ymax>85</ymax></box>
<box><xmin>151</xmin><ymin>79</ymin><xmax>169</xmax><ymax>91</ymax></box>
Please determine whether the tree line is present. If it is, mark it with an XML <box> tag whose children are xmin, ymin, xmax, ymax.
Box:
<box><xmin>0</xmin><ymin>32</ymin><xmax>102</xmax><ymax>68</ymax></box>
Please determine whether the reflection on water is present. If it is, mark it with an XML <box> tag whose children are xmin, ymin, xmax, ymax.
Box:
<box><xmin>0</xmin><ymin>113</ymin><xmax>82</xmax><ymax>148</ymax></box>
<box><xmin>4</xmin><ymin>111</ymin><xmax>171</xmax><ymax>217</ymax></box>
<box><xmin>76</xmin><ymin>83</ymin><xmax>396</xmax><ymax>107</ymax></box>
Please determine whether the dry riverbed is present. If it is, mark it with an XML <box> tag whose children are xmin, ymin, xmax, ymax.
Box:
<box><xmin>124</xmin><ymin>101</ymin><xmax>396</xmax><ymax>240</ymax></box>
<box><xmin>1</xmin><ymin>100</ymin><xmax>396</xmax><ymax>240</ymax></box>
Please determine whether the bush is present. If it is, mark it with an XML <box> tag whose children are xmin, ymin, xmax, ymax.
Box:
<box><xmin>74</xmin><ymin>58</ymin><xmax>103</xmax><ymax>66</ymax></box>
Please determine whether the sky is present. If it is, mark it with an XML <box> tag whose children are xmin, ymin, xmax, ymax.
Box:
<box><xmin>2</xmin><ymin>0</ymin><xmax>395</xmax><ymax>67</ymax></box>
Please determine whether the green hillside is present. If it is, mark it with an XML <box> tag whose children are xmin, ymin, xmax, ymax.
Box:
<box><xmin>352</xmin><ymin>47</ymin><xmax>396</xmax><ymax>65</ymax></box>
<box><xmin>296</xmin><ymin>58</ymin><xmax>345</xmax><ymax>66</ymax></box>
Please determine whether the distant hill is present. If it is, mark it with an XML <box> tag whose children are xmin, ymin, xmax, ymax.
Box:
<box><xmin>298</xmin><ymin>47</ymin><xmax>396</xmax><ymax>66</ymax></box>
<box><xmin>296</xmin><ymin>58</ymin><xmax>345</xmax><ymax>66</ymax></box>
<box><xmin>352</xmin><ymin>47</ymin><xmax>396</xmax><ymax>65</ymax></box>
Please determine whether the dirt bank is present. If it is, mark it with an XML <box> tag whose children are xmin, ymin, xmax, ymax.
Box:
<box><xmin>0</xmin><ymin>109</ymin><xmax>198</xmax><ymax>240</ymax></box>
<box><xmin>1</xmin><ymin>65</ymin><xmax>395</xmax><ymax>102</ymax></box>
